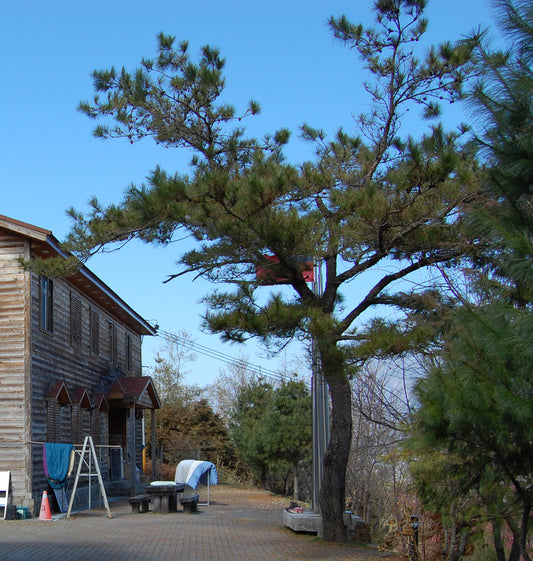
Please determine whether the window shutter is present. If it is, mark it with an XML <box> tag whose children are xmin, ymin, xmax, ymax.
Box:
<box><xmin>70</xmin><ymin>294</ymin><xmax>82</xmax><ymax>348</ymax></box>
<box><xmin>90</xmin><ymin>309</ymin><xmax>100</xmax><ymax>356</ymax></box>
<box><xmin>107</xmin><ymin>321</ymin><xmax>117</xmax><ymax>363</ymax></box>
<box><xmin>125</xmin><ymin>333</ymin><xmax>132</xmax><ymax>371</ymax></box>
<box><xmin>81</xmin><ymin>407</ymin><xmax>91</xmax><ymax>441</ymax></box>
<box><xmin>92</xmin><ymin>412</ymin><xmax>101</xmax><ymax>445</ymax></box>
<box><xmin>60</xmin><ymin>406</ymin><xmax>72</xmax><ymax>444</ymax></box>
<box><xmin>71</xmin><ymin>404</ymin><xmax>81</xmax><ymax>444</ymax></box>
<box><xmin>47</xmin><ymin>401</ymin><xmax>60</xmax><ymax>442</ymax></box>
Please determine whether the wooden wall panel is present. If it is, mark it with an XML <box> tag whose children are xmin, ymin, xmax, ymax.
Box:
<box><xmin>0</xmin><ymin>231</ymin><xmax>30</xmax><ymax>505</ymax></box>
<box><xmin>1</xmin><ymin>226</ymin><xmax>148</xmax><ymax>507</ymax></box>
<box><xmin>29</xmin><ymin>268</ymin><xmax>144</xmax><ymax>499</ymax></box>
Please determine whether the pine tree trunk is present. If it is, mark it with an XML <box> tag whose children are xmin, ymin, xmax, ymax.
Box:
<box><xmin>518</xmin><ymin>503</ymin><xmax>531</xmax><ymax>561</ymax></box>
<box><xmin>444</xmin><ymin>524</ymin><xmax>470</xmax><ymax>561</ymax></box>
<box><xmin>319</xmin><ymin>362</ymin><xmax>352</xmax><ymax>542</ymax></box>
<box><xmin>491</xmin><ymin>520</ymin><xmax>506</xmax><ymax>561</ymax></box>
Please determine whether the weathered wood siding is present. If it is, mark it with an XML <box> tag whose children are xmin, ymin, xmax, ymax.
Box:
<box><xmin>30</xmin><ymin>267</ymin><xmax>143</xmax><ymax>499</ymax></box>
<box><xmin>1</xmin><ymin>224</ymin><xmax>146</xmax><ymax>507</ymax></box>
<box><xmin>0</xmin><ymin>231</ymin><xmax>31</xmax><ymax>505</ymax></box>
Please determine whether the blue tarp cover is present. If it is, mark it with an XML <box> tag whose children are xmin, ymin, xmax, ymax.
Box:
<box><xmin>174</xmin><ymin>460</ymin><xmax>218</xmax><ymax>489</ymax></box>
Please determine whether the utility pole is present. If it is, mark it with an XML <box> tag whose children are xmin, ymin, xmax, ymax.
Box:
<box><xmin>311</xmin><ymin>261</ymin><xmax>330</xmax><ymax>513</ymax></box>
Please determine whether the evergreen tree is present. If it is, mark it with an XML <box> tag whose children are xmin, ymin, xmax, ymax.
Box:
<box><xmin>408</xmin><ymin>3</ymin><xmax>533</xmax><ymax>559</ymax></box>
<box><xmin>411</xmin><ymin>300</ymin><xmax>533</xmax><ymax>561</ymax></box>
<box><xmin>265</xmin><ymin>380</ymin><xmax>312</xmax><ymax>500</ymax></box>
<box><xmin>230</xmin><ymin>379</ymin><xmax>311</xmax><ymax>497</ymax></box>
<box><xmin>64</xmin><ymin>1</ymin><xmax>481</xmax><ymax>540</ymax></box>
<box><xmin>230</xmin><ymin>380</ymin><xmax>275</xmax><ymax>485</ymax></box>
<box><xmin>467</xmin><ymin>0</ymin><xmax>533</xmax><ymax>301</ymax></box>
<box><xmin>156</xmin><ymin>398</ymin><xmax>235</xmax><ymax>468</ymax></box>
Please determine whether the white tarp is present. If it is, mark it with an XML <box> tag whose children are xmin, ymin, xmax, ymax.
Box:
<box><xmin>174</xmin><ymin>460</ymin><xmax>218</xmax><ymax>489</ymax></box>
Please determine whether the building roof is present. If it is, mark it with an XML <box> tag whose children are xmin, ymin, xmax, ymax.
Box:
<box><xmin>108</xmin><ymin>376</ymin><xmax>161</xmax><ymax>409</ymax></box>
<box><xmin>0</xmin><ymin>214</ymin><xmax>156</xmax><ymax>336</ymax></box>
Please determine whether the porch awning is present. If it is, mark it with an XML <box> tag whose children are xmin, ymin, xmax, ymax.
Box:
<box><xmin>107</xmin><ymin>376</ymin><xmax>161</xmax><ymax>409</ymax></box>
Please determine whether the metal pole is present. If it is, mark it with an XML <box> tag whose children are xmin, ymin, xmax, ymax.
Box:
<box><xmin>88</xmin><ymin>445</ymin><xmax>92</xmax><ymax>511</ymax></box>
<box><xmin>129</xmin><ymin>404</ymin><xmax>136</xmax><ymax>496</ymax></box>
<box><xmin>312</xmin><ymin>261</ymin><xmax>330</xmax><ymax>513</ymax></box>
<box><xmin>151</xmin><ymin>409</ymin><xmax>157</xmax><ymax>481</ymax></box>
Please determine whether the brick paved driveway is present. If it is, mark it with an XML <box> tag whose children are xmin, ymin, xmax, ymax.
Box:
<box><xmin>0</xmin><ymin>485</ymin><xmax>403</xmax><ymax>561</ymax></box>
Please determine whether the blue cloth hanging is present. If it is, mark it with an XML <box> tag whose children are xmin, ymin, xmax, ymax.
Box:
<box><xmin>44</xmin><ymin>443</ymin><xmax>74</xmax><ymax>489</ymax></box>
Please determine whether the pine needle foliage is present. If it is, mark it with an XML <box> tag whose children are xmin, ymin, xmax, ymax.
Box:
<box><xmin>407</xmin><ymin>3</ymin><xmax>533</xmax><ymax>559</ymax></box>
<box><xmin>65</xmin><ymin>1</ymin><xmax>483</xmax><ymax>541</ymax></box>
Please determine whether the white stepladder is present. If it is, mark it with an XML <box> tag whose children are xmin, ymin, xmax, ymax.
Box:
<box><xmin>66</xmin><ymin>436</ymin><xmax>111</xmax><ymax>519</ymax></box>
<box><xmin>0</xmin><ymin>471</ymin><xmax>10</xmax><ymax>519</ymax></box>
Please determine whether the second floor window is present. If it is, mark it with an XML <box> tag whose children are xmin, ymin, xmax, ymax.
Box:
<box><xmin>40</xmin><ymin>276</ymin><xmax>54</xmax><ymax>333</ymax></box>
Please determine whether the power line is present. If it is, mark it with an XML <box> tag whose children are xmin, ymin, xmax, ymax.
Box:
<box><xmin>153</xmin><ymin>328</ymin><xmax>299</xmax><ymax>385</ymax></box>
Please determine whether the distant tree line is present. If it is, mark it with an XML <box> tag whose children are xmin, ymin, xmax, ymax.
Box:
<box><xmin>147</xmin><ymin>337</ymin><xmax>311</xmax><ymax>499</ymax></box>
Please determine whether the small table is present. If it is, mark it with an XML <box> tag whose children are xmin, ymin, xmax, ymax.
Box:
<box><xmin>145</xmin><ymin>482</ymin><xmax>185</xmax><ymax>513</ymax></box>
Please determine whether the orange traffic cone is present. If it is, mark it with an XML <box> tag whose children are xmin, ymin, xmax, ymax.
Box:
<box><xmin>39</xmin><ymin>490</ymin><xmax>52</xmax><ymax>521</ymax></box>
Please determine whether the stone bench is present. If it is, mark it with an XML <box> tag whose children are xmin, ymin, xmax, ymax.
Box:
<box><xmin>145</xmin><ymin>482</ymin><xmax>185</xmax><ymax>513</ymax></box>
<box><xmin>179</xmin><ymin>494</ymin><xmax>199</xmax><ymax>513</ymax></box>
<box><xmin>128</xmin><ymin>494</ymin><xmax>151</xmax><ymax>513</ymax></box>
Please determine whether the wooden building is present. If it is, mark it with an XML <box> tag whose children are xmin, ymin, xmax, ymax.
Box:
<box><xmin>0</xmin><ymin>214</ymin><xmax>160</xmax><ymax>514</ymax></box>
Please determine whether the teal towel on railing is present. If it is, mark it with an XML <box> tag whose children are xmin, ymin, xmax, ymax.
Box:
<box><xmin>44</xmin><ymin>443</ymin><xmax>75</xmax><ymax>489</ymax></box>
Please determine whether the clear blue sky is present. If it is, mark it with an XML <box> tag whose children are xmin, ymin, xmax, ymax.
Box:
<box><xmin>1</xmin><ymin>0</ymin><xmax>496</xmax><ymax>386</ymax></box>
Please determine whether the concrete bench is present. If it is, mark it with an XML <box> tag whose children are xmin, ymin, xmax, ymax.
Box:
<box><xmin>128</xmin><ymin>494</ymin><xmax>151</xmax><ymax>513</ymax></box>
<box><xmin>145</xmin><ymin>482</ymin><xmax>184</xmax><ymax>513</ymax></box>
<box><xmin>179</xmin><ymin>494</ymin><xmax>199</xmax><ymax>513</ymax></box>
